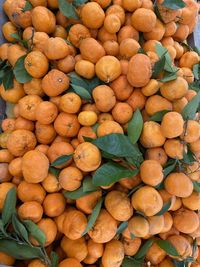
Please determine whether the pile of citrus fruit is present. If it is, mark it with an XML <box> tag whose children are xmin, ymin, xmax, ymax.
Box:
<box><xmin>0</xmin><ymin>0</ymin><xmax>200</xmax><ymax>266</ymax></box>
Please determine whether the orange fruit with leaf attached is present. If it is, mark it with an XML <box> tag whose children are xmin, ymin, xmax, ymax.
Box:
<box><xmin>88</xmin><ymin>209</ymin><xmax>117</xmax><ymax>243</ymax></box>
<box><xmin>181</xmin><ymin>120</ymin><xmax>200</xmax><ymax>143</ymax></box>
<box><xmin>32</xmin><ymin>6</ymin><xmax>56</xmax><ymax>33</ymax></box>
<box><xmin>146</xmin><ymin>242</ymin><xmax>166</xmax><ymax>265</ymax></box>
<box><xmin>0</xmin><ymin>79</ymin><xmax>25</xmax><ymax>104</ymax></box>
<box><xmin>2</xmin><ymin>21</ymin><xmax>17</xmax><ymax>42</ymax></box>
<box><xmin>167</xmin><ymin>235</ymin><xmax>192</xmax><ymax>259</ymax></box>
<box><xmin>0</xmin><ymin>182</ymin><xmax>15</xmax><ymax>211</ymax></box>
<box><xmin>76</xmin><ymin>190</ymin><xmax>102</xmax><ymax>215</ymax></box>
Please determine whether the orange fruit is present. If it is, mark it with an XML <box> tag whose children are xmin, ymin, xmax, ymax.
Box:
<box><xmin>42</xmin><ymin>172</ymin><xmax>61</xmax><ymax>193</ymax></box>
<box><xmin>105</xmin><ymin>190</ymin><xmax>133</xmax><ymax>221</ymax></box>
<box><xmin>0</xmin><ymin>252</ymin><xmax>15</xmax><ymax>265</ymax></box>
<box><xmin>0</xmin><ymin>182</ymin><xmax>15</xmax><ymax>211</ymax></box>
<box><xmin>146</xmin><ymin>242</ymin><xmax>166</xmax><ymax>265</ymax></box>
<box><xmin>122</xmin><ymin>237</ymin><xmax>142</xmax><ymax>256</ymax></box>
<box><xmin>127</xmin><ymin>216</ymin><xmax>149</xmax><ymax>238</ymax></box>
<box><xmin>131</xmin><ymin>186</ymin><xmax>163</xmax><ymax>216</ymax></box>
<box><xmin>24</xmin><ymin>51</ymin><xmax>49</xmax><ymax>79</ymax></box>
<box><xmin>106</xmin><ymin>4</ymin><xmax>125</xmax><ymax>25</ymax></box>
<box><xmin>119</xmin><ymin>38</ymin><xmax>140</xmax><ymax>59</ymax></box>
<box><xmin>59</xmin><ymin>92</ymin><xmax>82</xmax><ymax>114</ymax></box>
<box><xmin>44</xmin><ymin>37</ymin><xmax>69</xmax><ymax>60</ymax></box>
<box><xmin>181</xmin><ymin>120</ymin><xmax>200</xmax><ymax>143</ymax></box>
<box><xmin>68</xmin><ymin>24</ymin><xmax>91</xmax><ymax>48</ymax></box>
<box><xmin>161</xmin><ymin>112</ymin><xmax>184</xmax><ymax>138</ymax></box>
<box><xmin>75</xmin><ymin>60</ymin><xmax>95</xmax><ymax>79</ymax></box>
<box><xmin>122</xmin><ymin>0</ymin><xmax>142</xmax><ymax>11</ymax></box>
<box><xmin>140</xmin><ymin>160</ymin><xmax>164</xmax><ymax>186</ymax></box>
<box><xmin>80</xmin><ymin>38</ymin><xmax>105</xmax><ymax>64</ymax></box>
<box><xmin>73</xmin><ymin>142</ymin><xmax>101</xmax><ymax>172</ymax></box>
<box><xmin>43</xmin><ymin>193</ymin><xmax>66</xmax><ymax>217</ymax></box>
<box><xmin>15</xmin><ymin>116</ymin><xmax>35</xmax><ymax>131</ymax></box>
<box><xmin>57</xmin><ymin>55</ymin><xmax>76</xmax><ymax>74</ymax></box>
<box><xmin>35</xmin><ymin>101</ymin><xmax>58</xmax><ymax>125</ymax></box>
<box><xmin>2</xmin><ymin>21</ymin><xmax>17</xmax><ymax>42</ymax></box>
<box><xmin>31</xmin><ymin>6</ymin><xmax>56</xmax><ymax>34</ymax></box>
<box><xmin>103</xmin><ymin>40</ymin><xmax>119</xmax><ymax>56</ymax></box>
<box><xmin>127</xmin><ymin>54</ymin><xmax>152</xmax><ymax>87</ymax></box>
<box><xmin>167</xmin><ymin>235</ymin><xmax>192</xmax><ymax>259</ymax></box>
<box><xmin>92</xmin><ymin>85</ymin><xmax>116</xmax><ymax>112</ymax></box>
<box><xmin>95</xmin><ymin>55</ymin><xmax>121</xmax><ymax>82</ymax></box>
<box><xmin>118</xmin><ymin>25</ymin><xmax>139</xmax><ymax>44</ymax></box>
<box><xmin>0</xmin><ymin>79</ymin><xmax>25</xmax><ymax>104</ymax></box>
<box><xmin>145</xmin><ymin>95</ymin><xmax>172</xmax><ymax>116</ymax></box>
<box><xmin>78</xmin><ymin>126</ymin><xmax>97</xmax><ymax>143</ymax></box>
<box><xmin>126</xmin><ymin>89</ymin><xmax>146</xmax><ymax>111</ymax></box>
<box><xmin>59</xmin><ymin>166</ymin><xmax>83</xmax><ymax>191</ymax></box>
<box><xmin>22</xmin><ymin>150</ymin><xmax>49</xmax><ymax>183</ymax></box>
<box><xmin>78</xmin><ymin>111</ymin><xmax>98</xmax><ymax>126</ymax></box>
<box><xmin>104</xmin><ymin>14</ymin><xmax>121</xmax><ymax>34</ymax></box>
<box><xmin>18</xmin><ymin>95</ymin><xmax>43</xmax><ymax>121</ymax></box>
<box><xmin>7</xmin><ymin>129</ymin><xmax>36</xmax><ymax>157</ymax></box>
<box><xmin>59</xmin><ymin>259</ymin><xmax>83</xmax><ymax>267</ymax></box>
<box><xmin>18</xmin><ymin>201</ymin><xmax>43</xmax><ymax>223</ymax></box>
<box><xmin>88</xmin><ymin>209</ymin><xmax>117</xmax><ymax>243</ymax></box>
<box><xmin>76</xmin><ymin>190</ymin><xmax>102</xmax><ymax>215</ymax></box>
<box><xmin>102</xmin><ymin>240</ymin><xmax>124</xmax><ymax>267</ymax></box>
<box><xmin>131</xmin><ymin>8</ymin><xmax>156</xmax><ymax>32</ymax></box>
<box><xmin>110</xmin><ymin>75</ymin><xmax>133</xmax><ymax>101</ymax></box>
<box><xmin>112</xmin><ymin>102</ymin><xmax>133</xmax><ymax>124</ymax></box>
<box><xmin>42</xmin><ymin>69</ymin><xmax>70</xmax><ymax>97</ymax></box>
<box><xmin>97</xmin><ymin>120</ymin><xmax>124</xmax><ymax>137</ymax></box>
<box><xmin>54</xmin><ymin>112</ymin><xmax>80</xmax><ymax>137</ymax></box>
<box><xmin>164</xmin><ymin>172</ymin><xmax>193</xmax><ymax>197</ymax></box>
<box><xmin>0</xmin><ymin>163</ymin><xmax>12</xmax><ymax>183</ymax></box>
<box><xmin>164</xmin><ymin>139</ymin><xmax>185</xmax><ymax>159</ymax></box>
<box><xmin>81</xmin><ymin>2</ymin><xmax>105</xmax><ymax>29</ymax></box>
<box><xmin>23</xmin><ymin>78</ymin><xmax>44</xmax><ymax>97</ymax></box>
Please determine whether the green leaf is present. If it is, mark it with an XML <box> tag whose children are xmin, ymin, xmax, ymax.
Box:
<box><xmin>149</xmin><ymin>110</ymin><xmax>170</xmax><ymax>122</ymax></box>
<box><xmin>189</xmin><ymin>80</ymin><xmax>200</xmax><ymax>92</ymax></box>
<box><xmin>0</xmin><ymin>239</ymin><xmax>44</xmax><ymax>260</ymax></box>
<box><xmin>13</xmin><ymin>55</ymin><xmax>32</xmax><ymax>83</ymax></box>
<box><xmin>63</xmin><ymin>186</ymin><xmax>97</xmax><ymax>200</ymax></box>
<box><xmin>156</xmin><ymin>199</ymin><xmax>172</xmax><ymax>216</ymax></box>
<box><xmin>82</xmin><ymin>198</ymin><xmax>103</xmax><ymax>236</ymax></box>
<box><xmin>162</xmin><ymin>0</ymin><xmax>186</xmax><ymax>10</ymax></box>
<box><xmin>122</xmin><ymin>257</ymin><xmax>142</xmax><ymax>267</ymax></box>
<box><xmin>58</xmin><ymin>0</ymin><xmax>78</xmax><ymax>20</ymax></box>
<box><xmin>92</xmin><ymin>133</ymin><xmax>142</xmax><ymax>159</ymax></box>
<box><xmin>73</xmin><ymin>0</ymin><xmax>88</xmax><ymax>7</ymax></box>
<box><xmin>23</xmin><ymin>220</ymin><xmax>46</xmax><ymax>246</ymax></box>
<box><xmin>2</xmin><ymin>187</ymin><xmax>16</xmax><ymax>227</ymax></box>
<box><xmin>92</xmin><ymin>123</ymin><xmax>99</xmax><ymax>133</ymax></box>
<box><xmin>128</xmin><ymin>109</ymin><xmax>143</xmax><ymax>144</ymax></box>
<box><xmin>138</xmin><ymin>48</ymin><xmax>147</xmax><ymax>55</ymax></box>
<box><xmin>10</xmin><ymin>33</ymin><xmax>28</xmax><ymax>48</ymax></box>
<box><xmin>163</xmin><ymin>159</ymin><xmax>177</xmax><ymax>177</ymax></box>
<box><xmin>51</xmin><ymin>154</ymin><xmax>73</xmax><ymax>167</ymax></box>
<box><xmin>22</xmin><ymin>1</ymin><xmax>33</xmax><ymax>11</ymax></box>
<box><xmin>134</xmin><ymin>239</ymin><xmax>154</xmax><ymax>260</ymax></box>
<box><xmin>51</xmin><ymin>251</ymin><xmax>59</xmax><ymax>267</ymax></box>
<box><xmin>182</xmin><ymin>147</ymin><xmax>196</xmax><ymax>165</ymax></box>
<box><xmin>193</xmin><ymin>63</ymin><xmax>199</xmax><ymax>80</ymax></box>
<box><xmin>70</xmin><ymin>84</ymin><xmax>92</xmax><ymax>101</ymax></box>
<box><xmin>182</xmin><ymin>91</ymin><xmax>200</xmax><ymax>120</ymax></box>
<box><xmin>12</xmin><ymin>213</ymin><xmax>30</xmax><ymax>244</ymax></box>
<box><xmin>83</xmin><ymin>176</ymin><xmax>99</xmax><ymax>192</ymax></box>
<box><xmin>156</xmin><ymin>43</ymin><xmax>167</xmax><ymax>58</ymax></box>
<box><xmin>2</xmin><ymin>69</ymin><xmax>14</xmax><ymax>90</ymax></box>
<box><xmin>152</xmin><ymin>55</ymin><xmax>166</xmax><ymax>78</ymax></box>
<box><xmin>49</xmin><ymin>167</ymin><xmax>61</xmax><ymax>177</ymax></box>
<box><xmin>0</xmin><ymin>220</ymin><xmax>9</xmax><ymax>237</ymax></box>
<box><xmin>116</xmin><ymin>221</ymin><xmax>128</xmax><ymax>235</ymax></box>
<box><xmin>156</xmin><ymin>240</ymin><xmax>180</xmax><ymax>257</ymax></box>
<box><xmin>159</xmin><ymin>72</ymin><xmax>177</xmax><ymax>82</ymax></box>
<box><xmin>194</xmin><ymin>47</ymin><xmax>200</xmax><ymax>56</ymax></box>
<box><xmin>192</xmin><ymin>181</ymin><xmax>200</xmax><ymax>193</ymax></box>
<box><xmin>93</xmin><ymin>162</ymin><xmax>139</xmax><ymax>186</ymax></box>
<box><xmin>128</xmin><ymin>183</ymin><xmax>144</xmax><ymax>197</ymax></box>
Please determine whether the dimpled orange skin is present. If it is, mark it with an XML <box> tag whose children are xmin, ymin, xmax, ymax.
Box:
<box><xmin>127</xmin><ymin>54</ymin><xmax>152</xmax><ymax>87</ymax></box>
<box><xmin>88</xmin><ymin>209</ymin><xmax>117</xmax><ymax>243</ymax></box>
<box><xmin>146</xmin><ymin>242</ymin><xmax>166</xmax><ymax>265</ymax></box>
<box><xmin>62</xmin><ymin>209</ymin><xmax>88</xmax><ymax>240</ymax></box>
<box><xmin>24</xmin><ymin>51</ymin><xmax>49</xmax><ymax>79</ymax></box>
<box><xmin>105</xmin><ymin>190</ymin><xmax>133</xmax><ymax>221</ymax></box>
<box><xmin>7</xmin><ymin>129</ymin><xmax>37</xmax><ymax>157</ymax></box>
<box><xmin>131</xmin><ymin>186</ymin><xmax>163</xmax><ymax>216</ymax></box>
<box><xmin>61</xmin><ymin>236</ymin><xmax>88</xmax><ymax>262</ymax></box>
<box><xmin>73</xmin><ymin>142</ymin><xmax>101</xmax><ymax>172</ymax></box>
<box><xmin>140</xmin><ymin>121</ymin><xmax>166</xmax><ymax>148</ymax></box>
<box><xmin>102</xmin><ymin>240</ymin><xmax>124</xmax><ymax>267</ymax></box>
<box><xmin>58</xmin><ymin>258</ymin><xmax>83</xmax><ymax>267</ymax></box>
<box><xmin>161</xmin><ymin>112</ymin><xmax>184</xmax><ymax>139</ymax></box>
<box><xmin>164</xmin><ymin>172</ymin><xmax>193</xmax><ymax>198</ymax></box>
<box><xmin>140</xmin><ymin>160</ymin><xmax>164</xmax><ymax>186</ymax></box>
<box><xmin>22</xmin><ymin>150</ymin><xmax>49</xmax><ymax>183</ymax></box>
<box><xmin>173</xmin><ymin>208</ymin><xmax>200</xmax><ymax>234</ymax></box>
<box><xmin>42</xmin><ymin>69</ymin><xmax>70</xmax><ymax>97</ymax></box>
